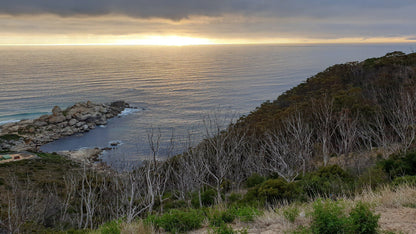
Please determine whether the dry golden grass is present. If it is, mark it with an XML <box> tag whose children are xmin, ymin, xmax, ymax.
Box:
<box><xmin>356</xmin><ymin>184</ymin><xmax>416</xmax><ymax>208</ymax></box>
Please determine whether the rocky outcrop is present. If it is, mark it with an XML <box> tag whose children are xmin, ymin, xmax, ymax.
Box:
<box><xmin>0</xmin><ymin>101</ymin><xmax>131</xmax><ymax>152</ymax></box>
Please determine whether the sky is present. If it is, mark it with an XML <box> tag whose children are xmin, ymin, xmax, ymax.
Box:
<box><xmin>1</xmin><ymin>0</ymin><xmax>416</xmax><ymax>45</ymax></box>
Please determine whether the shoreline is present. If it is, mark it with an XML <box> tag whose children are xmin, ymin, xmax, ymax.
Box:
<box><xmin>0</xmin><ymin>100</ymin><xmax>133</xmax><ymax>155</ymax></box>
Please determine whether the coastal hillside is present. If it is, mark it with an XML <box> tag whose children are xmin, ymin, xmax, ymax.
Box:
<box><xmin>1</xmin><ymin>52</ymin><xmax>416</xmax><ymax>233</ymax></box>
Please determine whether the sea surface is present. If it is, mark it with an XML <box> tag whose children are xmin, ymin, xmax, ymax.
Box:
<box><xmin>0</xmin><ymin>44</ymin><xmax>415</xmax><ymax>168</ymax></box>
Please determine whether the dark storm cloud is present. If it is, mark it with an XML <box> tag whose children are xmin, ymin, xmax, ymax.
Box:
<box><xmin>1</xmin><ymin>0</ymin><xmax>416</xmax><ymax>21</ymax></box>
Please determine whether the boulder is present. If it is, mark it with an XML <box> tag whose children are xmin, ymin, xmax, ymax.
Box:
<box><xmin>52</xmin><ymin>106</ymin><xmax>62</xmax><ymax>116</ymax></box>
<box><xmin>34</xmin><ymin>120</ymin><xmax>47</xmax><ymax>127</ymax></box>
<box><xmin>68</xmin><ymin>119</ymin><xmax>78</xmax><ymax>126</ymax></box>
<box><xmin>48</xmin><ymin>115</ymin><xmax>66</xmax><ymax>124</ymax></box>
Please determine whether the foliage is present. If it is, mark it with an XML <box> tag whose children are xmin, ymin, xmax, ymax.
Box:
<box><xmin>151</xmin><ymin>209</ymin><xmax>205</xmax><ymax>233</ymax></box>
<box><xmin>227</xmin><ymin>193</ymin><xmax>242</xmax><ymax>204</ymax></box>
<box><xmin>211</xmin><ymin>223</ymin><xmax>235</xmax><ymax>234</ymax></box>
<box><xmin>392</xmin><ymin>175</ymin><xmax>416</xmax><ymax>187</ymax></box>
<box><xmin>357</xmin><ymin>166</ymin><xmax>389</xmax><ymax>190</ymax></box>
<box><xmin>163</xmin><ymin>199</ymin><xmax>187</xmax><ymax>211</ymax></box>
<box><xmin>301</xmin><ymin>165</ymin><xmax>354</xmax><ymax>197</ymax></box>
<box><xmin>310</xmin><ymin>199</ymin><xmax>349</xmax><ymax>234</ymax></box>
<box><xmin>192</xmin><ymin>189</ymin><xmax>217</xmax><ymax>207</ymax></box>
<box><xmin>379</xmin><ymin>152</ymin><xmax>416</xmax><ymax>179</ymax></box>
<box><xmin>282</xmin><ymin>205</ymin><xmax>300</xmax><ymax>223</ymax></box>
<box><xmin>98</xmin><ymin>220</ymin><xmax>121</xmax><ymax>234</ymax></box>
<box><xmin>245</xmin><ymin>178</ymin><xmax>301</xmax><ymax>203</ymax></box>
<box><xmin>233</xmin><ymin>206</ymin><xmax>261</xmax><ymax>222</ymax></box>
<box><xmin>246</xmin><ymin>173</ymin><xmax>266</xmax><ymax>188</ymax></box>
<box><xmin>309</xmin><ymin>199</ymin><xmax>379</xmax><ymax>234</ymax></box>
<box><xmin>348</xmin><ymin>201</ymin><xmax>380</xmax><ymax>234</ymax></box>
<box><xmin>208</xmin><ymin>208</ymin><xmax>236</xmax><ymax>227</ymax></box>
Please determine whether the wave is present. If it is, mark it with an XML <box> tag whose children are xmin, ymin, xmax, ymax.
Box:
<box><xmin>0</xmin><ymin>112</ymin><xmax>49</xmax><ymax>125</ymax></box>
<box><xmin>118</xmin><ymin>108</ymin><xmax>141</xmax><ymax>117</ymax></box>
<box><xmin>0</xmin><ymin>119</ymin><xmax>20</xmax><ymax>125</ymax></box>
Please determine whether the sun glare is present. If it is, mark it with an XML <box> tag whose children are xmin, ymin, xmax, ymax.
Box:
<box><xmin>114</xmin><ymin>36</ymin><xmax>215</xmax><ymax>46</ymax></box>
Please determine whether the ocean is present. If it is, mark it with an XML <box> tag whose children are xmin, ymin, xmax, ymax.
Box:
<box><xmin>1</xmin><ymin>44</ymin><xmax>415</xmax><ymax>168</ymax></box>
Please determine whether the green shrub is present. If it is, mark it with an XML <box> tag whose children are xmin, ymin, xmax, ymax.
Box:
<box><xmin>99</xmin><ymin>219</ymin><xmax>121</xmax><ymax>234</ymax></box>
<box><xmin>357</xmin><ymin>166</ymin><xmax>389</xmax><ymax>190</ymax></box>
<box><xmin>227</xmin><ymin>193</ymin><xmax>242</xmax><ymax>204</ymax></box>
<box><xmin>164</xmin><ymin>199</ymin><xmax>188</xmax><ymax>210</ymax></box>
<box><xmin>234</xmin><ymin>206</ymin><xmax>261</xmax><ymax>222</ymax></box>
<box><xmin>282</xmin><ymin>205</ymin><xmax>300</xmax><ymax>223</ymax></box>
<box><xmin>257</xmin><ymin>178</ymin><xmax>301</xmax><ymax>203</ymax></box>
<box><xmin>310</xmin><ymin>199</ymin><xmax>349</xmax><ymax>234</ymax></box>
<box><xmin>348</xmin><ymin>201</ymin><xmax>380</xmax><ymax>234</ymax></box>
<box><xmin>392</xmin><ymin>175</ymin><xmax>416</xmax><ymax>187</ymax></box>
<box><xmin>153</xmin><ymin>209</ymin><xmax>205</xmax><ymax>233</ymax></box>
<box><xmin>192</xmin><ymin>189</ymin><xmax>217</xmax><ymax>207</ymax></box>
<box><xmin>302</xmin><ymin>165</ymin><xmax>354</xmax><ymax>198</ymax></box>
<box><xmin>379</xmin><ymin>152</ymin><xmax>416</xmax><ymax>179</ymax></box>
<box><xmin>208</xmin><ymin>208</ymin><xmax>236</xmax><ymax>227</ymax></box>
<box><xmin>246</xmin><ymin>173</ymin><xmax>265</xmax><ymax>188</ymax></box>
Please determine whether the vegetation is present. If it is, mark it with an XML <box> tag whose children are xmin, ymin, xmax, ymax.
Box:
<box><xmin>2</xmin><ymin>52</ymin><xmax>416</xmax><ymax>233</ymax></box>
<box><xmin>309</xmin><ymin>200</ymin><xmax>379</xmax><ymax>234</ymax></box>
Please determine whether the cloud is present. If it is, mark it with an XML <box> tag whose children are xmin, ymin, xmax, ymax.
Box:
<box><xmin>1</xmin><ymin>0</ymin><xmax>416</xmax><ymax>21</ymax></box>
<box><xmin>1</xmin><ymin>0</ymin><xmax>416</xmax><ymax>43</ymax></box>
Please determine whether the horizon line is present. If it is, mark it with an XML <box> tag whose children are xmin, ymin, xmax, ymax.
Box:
<box><xmin>1</xmin><ymin>41</ymin><xmax>416</xmax><ymax>47</ymax></box>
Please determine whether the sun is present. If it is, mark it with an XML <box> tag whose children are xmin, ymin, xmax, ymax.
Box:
<box><xmin>114</xmin><ymin>35</ymin><xmax>215</xmax><ymax>46</ymax></box>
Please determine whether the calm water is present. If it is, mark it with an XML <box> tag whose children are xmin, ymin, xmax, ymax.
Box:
<box><xmin>1</xmin><ymin>44</ymin><xmax>415</xmax><ymax>168</ymax></box>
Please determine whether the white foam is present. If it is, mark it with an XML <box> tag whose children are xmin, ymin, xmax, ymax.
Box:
<box><xmin>118</xmin><ymin>108</ymin><xmax>141</xmax><ymax>117</ymax></box>
<box><xmin>99</xmin><ymin>125</ymin><xmax>107</xmax><ymax>128</ymax></box>
<box><xmin>0</xmin><ymin>119</ymin><xmax>20</xmax><ymax>126</ymax></box>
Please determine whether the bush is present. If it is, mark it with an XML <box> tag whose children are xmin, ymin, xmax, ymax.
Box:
<box><xmin>227</xmin><ymin>193</ymin><xmax>242</xmax><ymax>204</ymax></box>
<box><xmin>208</xmin><ymin>208</ymin><xmax>236</xmax><ymax>227</ymax></box>
<box><xmin>392</xmin><ymin>175</ymin><xmax>416</xmax><ymax>187</ymax></box>
<box><xmin>302</xmin><ymin>165</ymin><xmax>354</xmax><ymax>198</ymax></box>
<box><xmin>348</xmin><ymin>201</ymin><xmax>380</xmax><ymax>234</ymax></box>
<box><xmin>152</xmin><ymin>209</ymin><xmax>205</xmax><ymax>233</ymax></box>
<box><xmin>310</xmin><ymin>199</ymin><xmax>349</xmax><ymax>234</ymax></box>
<box><xmin>163</xmin><ymin>199</ymin><xmax>187</xmax><ymax>210</ymax></box>
<box><xmin>234</xmin><ymin>206</ymin><xmax>261</xmax><ymax>222</ymax></box>
<box><xmin>99</xmin><ymin>220</ymin><xmax>121</xmax><ymax>234</ymax></box>
<box><xmin>257</xmin><ymin>178</ymin><xmax>301</xmax><ymax>203</ymax></box>
<box><xmin>192</xmin><ymin>189</ymin><xmax>217</xmax><ymax>207</ymax></box>
<box><xmin>380</xmin><ymin>152</ymin><xmax>416</xmax><ymax>179</ymax></box>
<box><xmin>246</xmin><ymin>173</ymin><xmax>265</xmax><ymax>188</ymax></box>
<box><xmin>282</xmin><ymin>205</ymin><xmax>300</xmax><ymax>223</ymax></box>
<box><xmin>357</xmin><ymin>166</ymin><xmax>389</xmax><ymax>190</ymax></box>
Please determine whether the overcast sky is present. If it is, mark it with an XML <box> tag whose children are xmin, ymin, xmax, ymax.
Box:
<box><xmin>1</xmin><ymin>0</ymin><xmax>416</xmax><ymax>45</ymax></box>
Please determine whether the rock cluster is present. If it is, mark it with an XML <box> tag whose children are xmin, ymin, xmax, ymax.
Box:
<box><xmin>0</xmin><ymin>101</ymin><xmax>130</xmax><ymax>152</ymax></box>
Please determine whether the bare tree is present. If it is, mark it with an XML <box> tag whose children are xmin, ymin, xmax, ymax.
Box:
<box><xmin>387</xmin><ymin>90</ymin><xmax>416</xmax><ymax>152</ymax></box>
<box><xmin>262</xmin><ymin>112</ymin><xmax>313</xmax><ymax>182</ymax></box>
<box><xmin>335</xmin><ymin>109</ymin><xmax>359</xmax><ymax>156</ymax></box>
<box><xmin>1</xmin><ymin>176</ymin><xmax>46</xmax><ymax>233</ymax></box>
<box><xmin>145</xmin><ymin>127</ymin><xmax>175</xmax><ymax>213</ymax></box>
<box><xmin>284</xmin><ymin>112</ymin><xmax>313</xmax><ymax>175</ymax></box>
<box><xmin>196</xmin><ymin>111</ymin><xmax>246</xmax><ymax>203</ymax></box>
<box><xmin>312</xmin><ymin>96</ymin><xmax>336</xmax><ymax>165</ymax></box>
